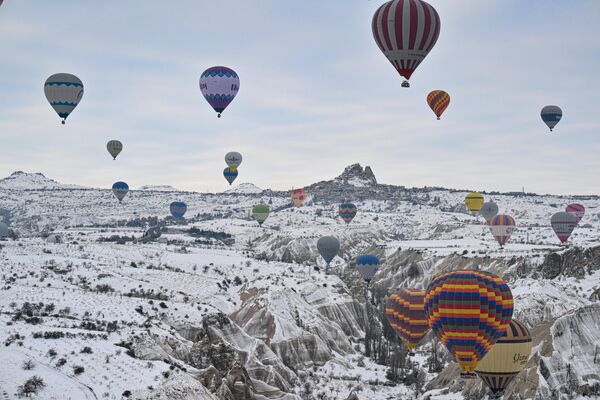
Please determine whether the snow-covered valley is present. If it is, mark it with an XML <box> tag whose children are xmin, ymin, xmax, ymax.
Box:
<box><xmin>1</xmin><ymin>165</ymin><xmax>599</xmax><ymax>400</ymax></box>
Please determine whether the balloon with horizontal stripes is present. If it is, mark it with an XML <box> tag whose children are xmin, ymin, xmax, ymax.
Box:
<box><xmin>170</xmin><ymin>201</ymin><xmax>187</xmax><ymax>219</ymax></box>
<box><xmin>199</xmin><ymin>66</ymin><xmax>239</xmax><ymax>117</ymax></box>
<box><xmin>112</xmin><ymin>181</ymin><xmax>129</xmax><ymax>203</ymax></box>
<box><xmin>252</xmin><ymin>204</ymin><xmax>269</xmax><ymax>226</ymax></box>
<box><xmin>489</xmin><ymin>214</ymin><xmax>516</xmax><ymax>247</ymax></box>
<box><xmin>565</xmin><ymin>203</ymin><xmax>585</xmax><ymax>224</ymax></box>
<box><xmin>475</xmin><ymin>319</ymin><xmax>533</xmax><ymax>399</ymax></box>
<box><xmin>427</xmin><ymin>90</ymin><xmax>450</xmax><ymax>119</ymax></box>
<box><xmin>356</xmin><ymin>254</ymin><xmax>380</xmax><ymax>283</ymax></box>
<box><xmin>386</xmin><ymin>288</ymin><xmax>429</xmax><ymax>351</ymax></box>
<box><xmin>339</xmin><ymin>203</ymin><xmax>358</xmax><ymax>224</ymax></box>
<box><xmin>464</xmin><ymin>192</ymin><xmax>484</xmax><ymax>215</ymax></box>
<box><xmin>372</xmin><ymin>0</ymin><xmax>441</xmax><ymax>87</ymax></box>
<box><xmin>106</xmin><ymin>140</ymin><xmax>123</xmax><ymax>160</ymax></box>
<box><xmin>44</xmin><ymin>73</ymin><xmax>84</xmax><ymax>124</ymax></box>
<box><xmin>223</xmin><ymin>167</ymin><xmax>238</xmax><ymax>185</ymax></box>
<box><xmin>541</xmin><ymin>105</ymin><xmax>562</xmax><ymax>132</ymax></box>
<box><xmin>551</xmin><ymin>212</ymin><xmax>577</xmax><ymax>243</ymax></box>
<box><xmin>424</xmin><ymin>270</ymin><xmax>513</xmax><ymax>377</ymax></box>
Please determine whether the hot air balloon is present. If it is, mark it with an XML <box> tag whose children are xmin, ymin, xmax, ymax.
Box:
<box><xmin>551</xmin><ymin>212</ymin><xmax>577</xmax><ymax>243</ymax></box>
<box><xmin>427</xmin><ymin>90</ymin><xmax>450</xmax><ymax>120</ymax></box>
<box><xmin>475</xmin><ymin>319</ymin><xmax>533</xmax><ymax>399</ymax></box>
<box><xmin>44</xmin><ymin>73</ymin><xmax>84</xmax><ymax>124</ymax></box>
<box><xmin>317</xmin><ymin>236</ymin><xmax>340</xmax><ymax>274</ymax></box>
<box><xmin>339</xmin><ymin>203</ymin><xmax>358</xmax><ymax>224</ymax></box>
<box><xmin>489</xmin><ymin>214</ymin><xmax>515</xmax><ymax>247</ymax></box>
<box><xmin>424</xmin><ymin>270</ymin><xmax>513</xmax><ymax>377</ymax></box>
<box><xmin>225</xmin><ymin>151</ymin><xmax>242</xmax><ymax>168</ymax></box>
<box><xmin>199</xmin><ymin>66</ymin><xmax>239</xmax><ymax>117</ymax></box>
<box><xmin>372</xmin><ymin>0</ymin><xmax>441</xmax><ymax>88</ymax></box>
<box><xmin>480</xmin><ymin>201</ymin><xmax>499</xmax><ymax>223</ymax></box>
<box><xmin>0</xmin><ymin>222</ymin><xmax>8</xmax><ymax>238</ymax></box>
<box><xmin>223</xmin><ymin>167</ymin><xmax>238</xmax><ymax>185</ymax></box>
<box><xmin>252</xmin><ymin>204</ymin><xmax>269</xmax><ymax>226</ymax></box>
<box><xmin>566</xmin><ymin>203</ymin><xmax>585</xmax><ymax>224</ymax></box>
<box><xmin>291</xmin><ymin>188</ymin><xmax>305</xmax><ymax>208</ymax></box>
<box><xmin>356</xmin><ymin>254</ymin><xmax>380</xmax><ymax>283</ymax></box>
<box><xmin>464</xmin><ymin>192</ymin><xmax>484</xmax><ymax>215</ymax></box>
<box><xmin>112</xmin><ymin>182</ymin><xmax>129</xmax><ymax>203</ymax></box>
<box><xmin>106</xmin><ymin>140</ymin><xmax>123</xmax><ymax>160</ymax></box>
<box><xmin>541</xmin><ymin>105</ymin><xmax>562</xmax><ymax>132</ymax></box>
<box><xmin>386</xmin><ymin>289</ymin><xmax>430</xmax><ymax>352</ymax></box>
<box><xmin>170</xmin><ymin>201</ymin><xmax>187</xmax><ymax>219</ymax></box>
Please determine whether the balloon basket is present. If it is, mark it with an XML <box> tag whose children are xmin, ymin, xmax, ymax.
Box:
<box><xmin>61</xmin><ymin>120</ymin><xmax>65</xmax><ymax>125</ymax></box>
<box><xmin>401</xmin><ymin>80</ymin><xmax>410</xmax><ymax>88</ymax></box>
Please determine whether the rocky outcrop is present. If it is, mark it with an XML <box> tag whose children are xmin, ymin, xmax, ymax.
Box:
<box><xmin>538</xmin><ymin>245</ymin><xmax>600</xmax><ymax>279</ymax></box>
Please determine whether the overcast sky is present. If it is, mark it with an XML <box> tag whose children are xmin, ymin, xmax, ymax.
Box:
<box><xmin>0</xmin><ymin>1</ymin><xmax>598</xmax><ymax>194</ymax></box>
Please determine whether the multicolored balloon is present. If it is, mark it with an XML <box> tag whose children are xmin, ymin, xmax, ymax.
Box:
<box><xmin>372</xmin><ymin>0</ymin><xmax>441</xmax><ymax>87</ymax></box>
<box><xmin>317</xmin><ymin>236</ymin><xmax>340</xmax><ymax>268</ymax></box>
<box><xmin>112</xmin><ymin>181</ymin><xmax>129</xmax><ymax>203</ymax></box>
<box><xmin>427</xmin><ymin>90</ymin><xmax>450</xmax><ymax>119</ymax></box>
<box><xmin>44</xmin><ymin>73</ymin><xmax>84</xmax><ymax>124</ymax></box>
<box><xmin>225</xmin><ymin>151</ymin><xmax>242</xmax><ymax>168</ymax></box>
<box><xmin>464</xmin><ymin>192</ymin><xmax>484</xmax><ymax>215</ymax></box>
<box><xmin>480</xmin><ymin>201</ymin><xmax>499</xmax><ymax>223</ymax></box>
<box><xmin>566</xmin><ymin>203</ymin><xmax>585</xmax><ymax>224</ymax></box>
<box><xmin>541</xmin><ymin>105</ymin><xmax>562</xmax><ymax>132</ymax></box>
<box><xmin>356</xmin><ymin>254</ymin><xmax>380</xmax><ymax>283</ymax></box>
<box><xmin>106</xmin><ymin>140</ymin><xmax>123</xmax><ymax>160</ymax></box>
<box><xmin>475</xmin><ymin>319</ymin><xmax>533</xmax><ymax>399</ymax></box>
<box><xmin>424</xmin><ymin>270</ymin><xmax>513</xmax><ymax>376</ymax></box>
<box><xmin>386</xmin><ymin>289</ymin><xmax>429</xmax><ymax>351</ymax></box>
<box><xmin>170</xmin><ymin>201</ymin><xmax>187</xmax><ymax>219</ymax></box>
<box><xmin>489</xmin><ymin>214</ymin><xmax>516</xmax><ymax>247</ymax></box>
<box><xmin>339</xmin><ymin>203</ymin><xmax>358</xmax><ymax>224</ymax></box>
<box><xmin>252</xmin><ymin>204</ymin><xmax>269</xmax><ymax>226</ymax></box>
<box><xmin>291</xmin><ymin>188</ymin><xmax>305</xmax><ymax>208</ymax></box>
<box><xmin>551</xmin><ymin>212</ymin><xmax>577</xmax><ymax>243</ymax></box>
<box><xmin>223</xmin><ymin>167</ymin><xmax>238</xmax><ymax>185</ymax></box>
<box><xmin>199</xmin><ymin>66</ymin><xmax>239</xmax><ymax>117</ymax></box>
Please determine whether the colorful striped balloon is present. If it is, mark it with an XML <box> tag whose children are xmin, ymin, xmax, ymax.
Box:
<box><xmin>551</xmin><ymin>212</ymin><xmax>577</xmax><ymax>243</ymax></box>
<box><xmin>223</xmin><ymin>167</ymin><xmax>238</xmax><ymax>185</ymax></box>
<box><xmin>475</xmin><ymin>319</ymin><xmax>533</xmax><ymax>398</ymax></box>
<box><xmin>372</xmin><ymin>0</ymin><xmax>441</xmax><ymax>87</ymax></box>
<box><xmin>424</xmin><ymin>270</ymin><xmax>513</xmax><ymax>375</ymax></box>
<box><xmin>339</xmin><ymin>203</ymin><xmax>358</xmax><ymax>224</ymax></box>
<box><xmin>489</xmin><ymin>214</ymin><xmax>516</xmax><ymax>247</ymax></box>
<box><xmin>386</xmin><ymin>288</ymin><xmax>429</xmax><ymax>351</ymax></box>
<box><xmin>565</xmin><ymin>203</ymin><xmax>585</xmax><ymax>224</ymax></box>
<box><xmin>427</xmin><ymin>90</ymin><xmax>450</xmax><ymax>119</ymax></box>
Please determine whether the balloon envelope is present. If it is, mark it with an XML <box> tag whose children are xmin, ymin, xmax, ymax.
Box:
<box><xmin>464</xmin><ymin>192</ymin><xmax>484</xmax><ymax>215</ymax></box>
<box><xmin>317</xmin><ymin>236</ymin><xmax>340</xmax><ymax>265</ymax></box>
<box><xmin>489</xmin><ymin>214</ymin><xmax>516</xmax><ymax>247</ymax></box>
<box><xmin>541</xmin><ymin>105</ymin><xmax>562</xmax><ymax>131</ymax></box>
<box><xmin>339</xmin><ymin>203</ymin><xmax>358</xmax><ymax>224</ymax></box>
<box><xmin>565</xmin><ymin>203</ymin><xmax>585</xmax><ymax>224</ymax></box>
<box><xmin>427</xmin><ymin>90</ymin><xmax>450</xmax><ymax>119</ymax></box>
<box><xmin>356</xmin><ymin>254</ymin><xmax>380</xmax><ymax>282</ymax></box>
<box><xmin>112</xmin><ymin>182</ymin><xmax>129</xmax><ymax>202</ymax></box>
<box><xmin>386</xmin><ymin>289</ymin><xmax>429</xmax><ymax>351</ymax></box>
<box><xmin>291</xmin><ymin>188</ymin><xmax>305</xmax><ymax>208</ymax></box>
<box><xmin>44</xmin><ymin>73</ymin><xmax>84</xmax><ymax>123</ymax></box>
<box><xmin>252</xmin><ymin>204</ymin><xmax>269</xmax><ymax>226</ymax></box>
<box><xmin>372</xmin><ymin>0</ymin><xmax>441</xmax><ymax>86</ymax></box>
<box><xmin>225</xmin><ymin>151</ymin><xmax>242</xmax><ymax>168</ymax></box>
<box><xmin>223</xmin><ymin>167</ymin><xmax>238</xmax><ymax>185</ymax></box>
<box><xmin>475</xmin><ymin>319</ymin><xmax>533</xmax><ymax>398</ymax></box>
<box><xmin>551</xmin><ymin>212</ymin><xmax>577</xmax><ymax>243</ymax></box>
<box><xmin>170</xmin><ymin>201</ymin><xmax>187</xmax><ymax>219</ymax></box>
<box><xmin>424</xmin><ymin>270</ymin><xmax>513</xmax><ymax>375</ymax></box>
<box><xmin>106</xmin><ymin>140</ymin><xmax>123</xmax><ymax>160</ymax></box>
<box><xmin>199</xmin><ymin>66</ymin><xmax>239</xmax><ymax>117</ymax></box>
<box><xmin>480</xmin><ymin>201</ymin><xmax>499</xmax><ymax>223</ymax></box>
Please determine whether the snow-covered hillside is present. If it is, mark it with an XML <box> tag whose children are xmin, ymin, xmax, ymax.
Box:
<box><xmin>0</xmin><ymin>171</ymin><xmax>85</xmax><ymax>190</ymax></box>
<box><xmin>138</xmin><ymin>185</ymin><xmax>179</xmax><ymax>192</ymax></box>
<box><xmin>0</xmin><ymin>166</ymin><xmax>598</xmax><ymax>400</ymax></box>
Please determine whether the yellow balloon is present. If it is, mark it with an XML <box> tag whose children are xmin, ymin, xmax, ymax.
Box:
<box><xmin>464</xmin><ymin>192</ymin><xmax>484</xmax><ymax>215</ymax></box>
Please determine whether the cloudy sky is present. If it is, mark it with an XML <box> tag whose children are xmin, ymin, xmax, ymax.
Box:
<box><xmin>0</xmin><ymin>1</ymin><xmax>598</xmax><ymax>194</ymax></box>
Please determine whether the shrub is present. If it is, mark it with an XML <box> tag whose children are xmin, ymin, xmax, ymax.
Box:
<box><xmin>73</xmin><ymin>365</ymin><xmax>85</xmax><ymax>375</ymax></box>
<box><xmin>22</xmin><ymin>360</ymin><xmax>35</xmax><ymax>370</ymax></box>
<box><xmin>56</xmin><ymin>358</ymin><xmax>67</xmax><ymax>367</ymax></box>
<box><xmin>16</xmin><ymin>376</ymin><xmax>46</xmax><ymax>398</ymax></box>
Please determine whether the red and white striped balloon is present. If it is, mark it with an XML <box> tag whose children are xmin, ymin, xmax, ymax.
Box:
<box><xmin>372</xmin><ymin>0</ymin><xmax>441</xmax><ymax>87</ymax></box>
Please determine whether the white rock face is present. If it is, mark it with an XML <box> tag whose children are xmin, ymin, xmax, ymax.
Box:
<box><xmin>225</xmin><ymin>182</ymin><xmax>263</xmax><ymax>194</ymax></box>
<box><xmin>0</xmin><ymin>171</ymin><xmax>85</xmax><ymax>190</ymax></box>
<box><xmin>138</xmin><ymin>185</ymin><xmax>179</xmax><ymax>192</ymax></box>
